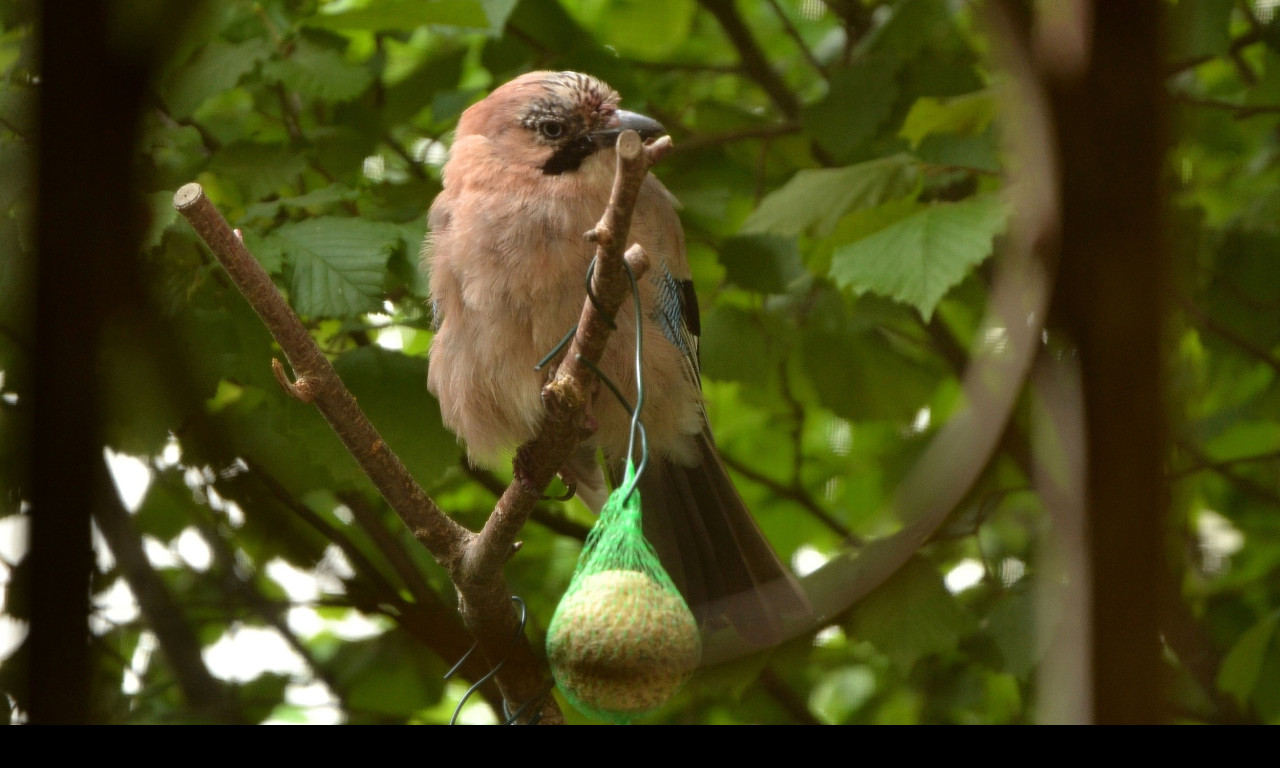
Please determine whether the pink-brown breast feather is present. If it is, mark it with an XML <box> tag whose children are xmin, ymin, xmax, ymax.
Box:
<box><xmin>426</xmin><ymin>99</ymin><xmax>700</xmax><ymax>468</ymax></box>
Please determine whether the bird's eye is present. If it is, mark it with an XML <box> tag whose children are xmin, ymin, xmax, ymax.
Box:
<box><xmin>538</xmin><ymin>121</ymin><xmax>566</xmax><ymax>139</ymax></box>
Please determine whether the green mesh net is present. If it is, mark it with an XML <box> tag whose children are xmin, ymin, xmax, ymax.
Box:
<box><xmin>546</xmin><ymin>462</ymin><xmax>701</xmax><ymax>723</ymax></box>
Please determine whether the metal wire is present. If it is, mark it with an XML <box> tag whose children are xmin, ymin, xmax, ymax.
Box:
<box><xmin>535</xmin><ymin>324</ymin><xmax>578</xmax><ymax>372</ymax></box>
<box><xmin>531</xmin><ymin>255</ymin><xmax>652</xmax><ymax>496</ymax></box>
<box><xmin>446</xmin><ymin>596</ymin><xmax>544</xmax><ymax>725</ymax></box>
<box><xmin>584</xmin><ymin>256</ymin><xmax>618</xmax><ymax>330</ymax></box>
<box><xmin>618</xmin><ymin>258</ymin><xmax>648</xmax><ymax>499</ymax></box>
<box><xmin>534</xmin><ymin>256</ymin><xmax>626</xmax><ymax>371</ymax></box>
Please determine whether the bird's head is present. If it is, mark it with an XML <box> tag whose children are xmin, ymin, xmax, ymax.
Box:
<box><xmin>456</xmin><ymin>71</ymin><xmax>666</xmax><ymax>175</ymax></box>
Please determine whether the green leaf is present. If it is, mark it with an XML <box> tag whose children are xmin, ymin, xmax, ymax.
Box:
<box><xmin>132</xmin><ymin>470</ymin><xmax>199</xmax><ymax>544</ymax></box>
<box><xmin>718</xmin><ymin>234</ymin><xmax>804</xmax><ymax>293</ymax></box>
<box><xmin>742</xmin><ymin>154</ymin><xmax>919</xmax><ymax>239</ymax></box>
<box><xmin>1168</xmin><ymin>0</ymin><xmax>1234</xmax><ymax>62</ymax></box>
<box><xmin>829</xmin><ymin>193</ymin><xmax>1007</xmax><ymax>319</ymax></box>
<box><xmin>276</xmin><ymin>217</ymin><xmax>400</xmax><ymax>317</ymax></box>
<box><xmin>803</xmin><ymin>58</ymin><xmax>899</xmax><ymax>162</ymax></box>
<box><xmin>0</xmin><ymin>131</ymin><xmax>32</xmax><ymax>213</ymax></box>
<box><xmin>262</xmin><ymin>39</ymin><xmax>374</xmax><ymax>103</ymax></box>
<box><xmin>142</xmin><ymin>191</ymin><xmax>179</xmax><ymax>250</ymax></box>
<box><xmin>845</xmin><ymin>556</ymin><xmax>975</xmax><ymax>671</ymax></box>
<box><xmin>985</xmin><ymin>589</ymin><xmax>1039</xmax><ymax>677</ymax></box>
<box><xmin>333</xmin><ymin>346</ymin><xmax>462</xmax><ymax>486</ymax></box>
<box><xmin>915</xmin><ymin>130</ymin><xmax>1001</xmax><ymax>174</ymax></box>
<box><xmin>242</xmin><ymin>184</ymin><xmax>361</xmax><ymax>223</ymax></box>
<box><xmin>241</xmin><ymin>231</ymin><xmax>286</xmax><ymax>275</ymax></box>
<box><xmin>564</xmin><ymin>0</ymin><xmax>696</xmax><ymax>59</ymax></box>
<box><xmin>237</xmin><ymin>672</ymin><xmax>291</xmax><ymax>724</ymax></box>
<box><xmin>205</xmin><ymin>142</ymin><xmax>308</xmax><ymax>203</ymax></box>
<box><xmin>478</xmin><ymin>0</ymin><xmax>519</xmax><ymax>31</ymax></box>
<box><xmin>302</xmin><ymin>0</ymin><xmax>492</xmax><ymax>33</ymax></box>
<box><xmin>809</xmin><ymin>665</ymin><xmax>876</xmax><ymax>724</ymax></box>
<box><xmin>1204</xmin><ymin>420</ymin><xmax>1280</xmax><ymax>465</ymax></box>
<box><xmin>327</xmin><ymin>629</ymin><xmax>447</xmax><ymax>718</ymax></box>
<box><xmin>1218</xmin><ymin>610</ymin><xmax>1280</xmax><ymax>709</ymax></box>
<box><xmin>162</xmin><ymin>38</ymin><xmax>273</xmax><ymax>119</ymax></box>
<box><xmin>383</xmin><ymin>48</ymin><xmax>468</xmax><ymax>125</ymax></box>
<box><xmin>0</xmin><ymin>79</ymin><xmax>36</xmax><ymax>139</ymax></box>
<box><xmin>800</xmin><ymin>326</ymin><xmax>941</xmax><ymax>421</ymax></box>
<box><xmin>899</xmin><ymin>91</ymin><xmax>996</xmax><ymax>148</ymax></box>
<box><xmin>100</xmin><ymin>321</ymin><xmax>184</xmax><ymax>456</ymax></box>
<box><xmin>859</xmin><ymin>0</ymin><xmax>952</xmax><ymax>64</ymax></box>
<box><xmin>699</xmin><ymin>305</ymin><xmax>779</xmax><ymax>388</ymax></box>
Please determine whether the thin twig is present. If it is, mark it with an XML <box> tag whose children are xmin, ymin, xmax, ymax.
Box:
<box><xmin>674</xmin><ymin>121</ymin><xmax>802</xmax><ymax>153</ymax></box>
<box><xmin>1172</xmin><ymin>94</ymin><xmax>1280</xmax><ymax>119</ymax></box>
<box><xmin>698</xmin><ymin>0</ymin><xmax>802</xmax><ymax>119</ymax></box>
<box><xmin>1169</xmin><ymin>448</ymin><xmax>1280</xmax><ymax>481</ymax></box>
<box><xmin>719</xmin><ymin>452</ymin><xmax>858</xmax><ymax>543</ymax></box>
<box><xmin>461</xmin><ymin>462</ymin><xmax>591</xmax><ymax>541</ymax></box>
<box><xmin>1178</xmin><ymin>441</ymin><xmax>1280</xmax><ymax>511</ymax></box>
<box><xmin>92</xmin><ymin>472</ymin><xmax>244</xmax><ymax>723</ymax></box>
<box><xmin>1177</xmin><ymin>293</ymin><xmax>1280</xmax><ymax>376</ymax></box>
<box><xmin>1166</xmin><ymin>28</ymin><xmax>1265</xmax><ymax>76</ymax></box>
<box><xmin>757</xmin><ymin>668</ymin><xmax>823</xmax><ymax>724</ymax></box>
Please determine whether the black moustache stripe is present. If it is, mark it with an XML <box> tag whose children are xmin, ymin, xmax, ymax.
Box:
<box><xmin>540</xmin><ymin>136</ymin><xmax>598</xmax><ymax>175</ymax></box>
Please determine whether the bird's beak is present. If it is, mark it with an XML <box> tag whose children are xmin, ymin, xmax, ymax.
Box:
<box><xmin>593</xmin><ymin>109</ymin><xmax>667</xmax><ymax>147</ymax></box>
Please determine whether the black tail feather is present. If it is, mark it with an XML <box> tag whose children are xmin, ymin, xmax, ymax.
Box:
<box><xmin>627</xmin><ymin>432</ymin><xmax>812</xmax><ymax>645</ymax></box>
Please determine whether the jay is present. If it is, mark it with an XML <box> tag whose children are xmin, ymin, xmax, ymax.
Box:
<box><xmin>423</xmin><ymin>71</ymin><xmax>809</xmax><ymax>641</ymax></box>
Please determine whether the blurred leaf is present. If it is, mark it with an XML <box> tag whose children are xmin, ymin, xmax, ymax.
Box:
<box><xmin>800</xmin><ymin>326</ymin><xmax>941</xmax><ymax>421</ymax></box>
<box><xmin>985</xmin><ymin>588</ymin><xmax>1039</xmax><ymax>677</ymax></box>
<box><xmin>237</xmin><ymin>672</ymin><xmax>292</xmax><ymax>724</ymax></box>
<box><xmin>846</xmin><ymin>556</ymin><xmax>976</xmax><ymax>671</ymax></box>
<box><xmin>333</xmin><ymin>346</ymin><xmax>462</xmax><ymax>486</ymax></box>
<box><xmin>142</xmin><ymin>191</ymin><xmax>179</xmax><ymax>250</ymax></box>
<box><xmin>0</xmin><ymin>138</ymin><xmax>32</xmax><ymax>212</ymax></box>
<box><xmin>803</xmin><ymin>58</ymin><xmax>899</xmax><ymax>162</ymax></box>
<box><xmin>301</xmin><ymin>0</ymin><xmax>492</xmax><ymax>32</ymax></box>
<box><xmin>327</xmin><ymin>629</ymin><xmax>447</xmax><ymax>718</ymax></box>
<box><xmin>262</xmin><ymin>38</ymin><xmax>374</xmax><ymax>103</ymax></box>
<box><xmin>860</xmin><ymin>0</ymin><xmax>952</xmax><ymax>64</ymax></box>
<box><xmin>915</xmin><ymin>130</ymin><xmax>1001</xmax><ymax>174</ymax></box>
<box><xmin>132</xmin><ymin>470</ymin><xmax>198</xmax><ymax>544</ymax></box>
<box><xmin>204</xmin><ymin>142</ymin><xmax>308</xmax><ymax>203</ymax></box>
<box><xmin>160</xmin><ymin>38</ymin><xmax>272</xmax><ymax>119</ymax></box>
<box><xmin>829</xmin><ymin>193</ymin><xmax>1007</xmax><ymax>319</ymax></box>
<box><xmin>1168</xmin><ymin>0</ymin><xmax>1234</xmax><ymax>62</ymax></box>
<box><xmin>99</xmin><ymin>322</ymin><xmax>184</xmax><ymax>457</ymax></box>
<box><xmin>718</xmin><ymin>234</ymin><xmax>804</xmax><ymax>293</ymax></box>
<box><xmin>742</xmin><ymin>154</ymin><xmax>919</xmax><ymax>239</ymax></box>
<box><xmin>699</xmin><ymin>304</ymin><xmax>781</xmax><ymax>388</ymax></box>
<box><xmin>564</xmin><ymin>0</ymin><xmax>696</xmax><ymax>59</ymax></box>
<box><xmin>809</xmin><ymin>665</ymin><xmax>876</xmax><ymax>724</ymax></box>
<box><xmin>1218</xmin><ymin>610</ymin><xmax>1280</xmax><ymax>710</ymax></box>
<box><xmin>242</xmin><ymin>184</ymin><xmax>361</xmax><ymax>222</ymax></box>
<box><xmin>899</xmin><ymin>91</ymin><xmax>996</xmax><ymax>148</ymax></box>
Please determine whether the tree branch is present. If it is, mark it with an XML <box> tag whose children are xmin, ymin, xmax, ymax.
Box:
<box><xmin>698</xmin><ymin>0</ymin><xmax>802</xmax><ymax>120</ymax></box>
<box><xmin>764</xmin><ymin>0</ymin><xmax>828</xmax><ymax>80</ymax></box>
<box><xmin>719</xmin><ymin>451</ymin><xmax>857</xmax><ymax>542</ymax></box>
<box><xmin>93</xmin><ymin>470</ymin><xmax>244</xmax><ymax>723</ymax></box>
<box><xmin>1177</xmin><ymin>293</ymin><xmax>1280</xmax><ymax>376</ymax></box>
<box><xmin>1171</xmin><ymin>93</ymin><xmax>1280</xmax><ymax>120</ymax></box>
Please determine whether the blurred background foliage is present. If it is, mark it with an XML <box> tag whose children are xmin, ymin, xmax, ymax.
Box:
<box><xmin>1</xmin><ymin>0</ymin><xmax>1279</xmax><ymax>723</ymax></box>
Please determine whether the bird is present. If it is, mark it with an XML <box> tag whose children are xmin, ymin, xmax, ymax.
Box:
<box><xmin>423</xmin><ymin>71</ymin><xmax>809</xmax><ymax>643</ymax></box>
